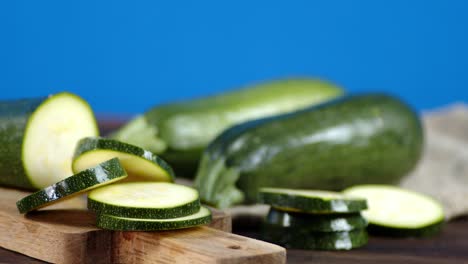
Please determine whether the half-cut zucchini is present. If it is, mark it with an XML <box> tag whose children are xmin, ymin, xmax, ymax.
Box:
<box><xmin>0</xmin><ymin>92</ymin><xmax>98</xmax><ymax>189</ymax></box>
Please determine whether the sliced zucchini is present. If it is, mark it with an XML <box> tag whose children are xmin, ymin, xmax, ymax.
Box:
<box><xmin>0</xmin><ymin>92</ymin><xmax>98</xmax><ymax>190</ymax></box>
<box><xmin>262</xmin><ymin>224</ymin><xmax>368</xmax><ymax>250</ymax></box>
<box><xmin>88</xmin><ymin>182</ymin><xmax>201</xmax><ymax>219</ymax></box>
<box><xmin>258</xmin><ymin>188</ymin><xmax>367</xmax><ymax>213</ymax></box>
<box><xmin>16</xmin><ymin>158</ymin><xmax>127</xmax><ymax>214</ymax></box>
<box><xmin>96</xmin><ymin>206</ymin><xmax>212</xmax><ymax>231</ymax></box>
<box><xmin>72</xmin><ymin>137</ymin><xmax>174</xmax><ymax>182</ymax></box>
<box><xmin>343</xmin><ymin>185</ymin><xmax>445</xmax><ymax>237</ymax></box>
<box><xmin>266</xmin><ymin>207</ymin><xmax>367</xmax><ymax>232</ymax></box>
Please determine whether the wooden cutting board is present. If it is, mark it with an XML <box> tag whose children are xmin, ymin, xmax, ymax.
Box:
<box><xmin>0</xmin><ymin>187</ymin><xmax>285</xmax><ymax>264</ymax></box>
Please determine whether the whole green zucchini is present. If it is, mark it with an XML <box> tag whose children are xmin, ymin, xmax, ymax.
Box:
<box><xmin>111</xmin><ymin>79</ymin><xmax>343</xmax><ymax>176</ymax></box>
<box><xmin>0</xmin><ymin>93</ymin><xmax>98</xmax><ymax>190</ymax></box>
<box><xmin>194</xmin><ymin>93</ymin><xmax>423</xmax><ymax>208</ymax></box>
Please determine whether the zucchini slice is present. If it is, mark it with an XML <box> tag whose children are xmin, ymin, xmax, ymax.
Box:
<box><xmin>88</xmin><ymin>182</ymin><xmax>201</xmax><ymax>219</ymax></box>
<box><xmin>96</xmin><ymin>206</ymin><xmax>212</xmax><ymax>231</ymax></box>
<box><xmin>266</xmin><ymin>207</ymin><xmax>367</xmax><ymax>232</ymax></box>
<box><xmin>343</xmin><ymin>185</ymin><xmax>445</xmax><ymax>237</ymax></box>
<box><xmin>262</xmin><ymin>224</ymin><xmax>368</xmax><ymax>250</ymax></box>
<box><xmin>16</xmin><ymin>158</ymin><xmax>127</xmax><ymax>214</ymax></box>
<box><xmin>72</xmin><ymin>137</ymin><xmax>174</xmax><ymax>182</ymax></box>
<box><xmin>0</xmin><ymin>92</ymin><xmax>98</xmax><ymax>190</ymax></box>
<box><xmin>258</xmin><ymin>188</ymin><xmax>367</xmax><ymax>213</ymax></box>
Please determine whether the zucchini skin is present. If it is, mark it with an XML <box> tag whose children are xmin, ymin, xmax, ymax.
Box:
<box><xmin>95</xmin><ymin>207</ymin><xmax>212</xmax><ymax>231</ymax></box>
<box><xmin>259</xmin><ymin>189</ymin><xmax>367</xmax><ymax>213</ymax></box>
<box><xmin>111</xmin><ymin>79</ymin><xmax>343</xmax><ymax>176</ymax></box>
<box><xmin>0</xmin><ymin>97</ymin><xmax>45</xmax><ymax>189</ymax></box>
<box><xmin>262</xmin><ymin>224</ymin><xmax>368</xmax><ymax>250</ymax></box>
<box><xmin>366</xmin><ymin>221</ymin><xmax>444</xmax><ymax>238</ymax></box>
<box><xmin>88</xmin><ymin>196</ymin><xmax>201</xmax><ymax>219</ymax></box>
<box><xmin>195</xmin><ymin>93</ymin><xmax>423</xmax><ymax>208</ymax></box>
<box><xmin>266</xmin><ymin>208</ymin><xmax>368</xmax><ymax>232</ymax></box>
<box><xmin>16</xmin><ymin>158</ymin><xmax>127</xmax><ymax>214</ymax></box>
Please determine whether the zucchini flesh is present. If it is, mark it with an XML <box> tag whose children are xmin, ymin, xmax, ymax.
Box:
<box><xmin>111</xmin><ymin>79</ymin><xmax>343</xmax><ymax>176</ymax></box>
<box><xmin>266</xmin><ymin>208</ymin><xmax>367</xmax><ymax>232</ymax></box>
<box><xmin>0</xmin><ymin>93</ymin><xmax>98</xmax><ymax>189</ymax></box>
<box><xmin>16</xmin><ymin>158</ymin><xmax>127</xmax><ymax>214</ymax></box>
<box><xmin>72</xmin><ymin>137</ymin><xmax>174</xmax><ymax>182</ymax></box>
<box><xmin>262</xmin><ymin>224</ymin><xmax>368</xmax><ymax>250</ymax></box>
<box><xmin>194</xmin><ymin>93</ymin><xmax>423</xmax><ymax>208</ymax></box>
<box><xmin>258</xmin><ymin>188</ymin><xmax>367</xmax><ymax>213</ymax></box>
<box><xmin>88</xmin><ymin>182</ymin><xmax>201</xmax><ymax>219</ymax></box>
<box><xmin>344</xmin><ymin>185</ymin><xmax>445</xmax><ymax>237</ymax></box>
<box><xmin>96</xmin><ymin>206</ymin><xmax>212</xmax><ymax>231</ymax></box>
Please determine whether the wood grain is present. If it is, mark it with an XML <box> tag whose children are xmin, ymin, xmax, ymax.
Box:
<box><xmin>0</xmin><ymin>187</ymin><xmax>284</xmax><ymax>263</ymax></box>
<box><xmin>0</xmin><ymin>190</ymin><xmax>111</xmax><ymax>264</ymax></box>
<box><xmin>112</xmin><ymin>227</ymin><xmax>285</xmax><ymax>264</ymax></box>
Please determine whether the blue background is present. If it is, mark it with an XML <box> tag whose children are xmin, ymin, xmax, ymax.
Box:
<box><xmin>1</xmin><ymin>1</ymin><xmax>467</xmax><ymax>115</ymax></box>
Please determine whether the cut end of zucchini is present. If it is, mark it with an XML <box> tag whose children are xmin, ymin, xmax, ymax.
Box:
<box><xmin>16</xmin><ymin>158</ymin><xmax>127</xmax><ymax>214</ymax></box>
<box><xmin>72</xmin><ymin>137</ymin><xmax>174</xmax><ymax>182</ymax></box>
<box><xmin>96</xmin><ymin>206</ymin><xmax>212</xmax><ymax>231</ymax></box>
<box><xmin>23</xmin><ymin>92</ymin><xmax>98</xmax><ymax>188</ymax></box>
<box><xmin>88</xmin><ymin>182</ymin><xmax>201</xmax><ymax>219</ymax></box>
<box><xmin>344</xmin><ymin>185</ymin><xmax>445</xmax><ymax>231</ymax></box>
<box><xmin>194</xmin><ymin>155</ymin><xmax>244</xmax><ymax>209</ymax></box>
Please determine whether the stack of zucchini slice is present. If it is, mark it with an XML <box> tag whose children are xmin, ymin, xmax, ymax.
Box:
<box><xmin>258</xmin><ymin>188</ymin><xmax>369</xmax><ymax>250</ymax></box>
<box><xmin>16</xmin><ymin>137</ymin><xmax>211</xmax><ymax>231</ymax></box>
<box><xmin>258</xmin><ymin>185</ymin><xmax>445</xmax><ymax>249</ymax></box>
<box><xmin>89</xmin><ymin>182</ymin><xmax>211</xmax><ymax>231</ymax></box>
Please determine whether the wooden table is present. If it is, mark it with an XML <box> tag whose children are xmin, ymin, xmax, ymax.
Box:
<box><xmin>2</xmin><ymin>216</ymin><xmax>468</xmax><ymax>263</ymax></box>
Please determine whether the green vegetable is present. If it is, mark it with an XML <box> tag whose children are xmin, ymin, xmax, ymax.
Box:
<box><xmin>88</xmin><ymin>182</ymin><xmax>201</xmax><ymax>219</ymax></box>
<box><xmin>262</xmin><ymin>224</ymin><xmax>368</xmax><ymax>250</ymax></box>
<box><xmin>266</xmin><ymin>207</ymin><xmax>367</xmax><ymax>232</ymax></box>
<box><xmin>0</xmin><ymin>92</ymin><xmax>98</xmax><ymax>190</ymax></box>
<box><xmin>72</xmin><ymin>137</ymin><xmax>174</xmax><ymax>182</ymax></box>
<box><xmin>95</xmin><ymin>206</ymin><xmax>212</xmax><ymax>231</ymax></box>
<box><xmin>258</xmin><ymin>188</ymin><xmax>367</xmax><ymax>213</ymax></box>
<box><xmin>111</xmin><ymin>79</ymin><xmax>343</xmax><ymax>176</ymax></box>
<box><xmin>343</xmin><ymin>185</ymin><xmax>445</xmax><ymax>238</ymax></box>
<box><xmin>195</xmin><ymin>93</ymin><xmax>423</xmax><ymax>208</ymax></box>
<box><xmin>16</xmin><ymin>158</ymin><xmax>127</xmax><ymax>214</ymax></box>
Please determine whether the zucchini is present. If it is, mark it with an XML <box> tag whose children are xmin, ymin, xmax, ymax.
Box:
<box><xmin>88</xmin><ymin>182</ymin><xmax>201</xmax><ymax>219</ymax></box>
<box><xmin>262</xmin><ymin>224</ymin><xmax>368</xmax><ymax>250</ymax></box>
<box><xmin>343</xmin><ymin>185</ymin><xmax>445</xmax><ymax>238</ymax></box>
<box><xmin>195</xmin><ymin>93</ymin><xmax>423</xmax><ymax>208</ymax></box>
<box><xmin>111</xmin><ymin>79</ymin><xmax>343</xmax><ymax>176</ymax></box>
<box><xmin>96</xmin><ymin>206</ymin><xmax>212</xmax><ymax>231</ymax></box>
<box><xmin>0</xmin><ymin>93</ymin><xmax>98</xmax><ymax>189</ymax></box>
<box><xmin>258</xmin><ymin>188</ymin><xmax>367</xmax><ymax>213</ymax></box>
<box><xmin>72</xmin><ymin>137</ymin><xmax>174</xmax><ymax>182</ymax></box>
<box><xmin>16</xmin><ymin>158</ymin><xmax>127</xmax><ymax>214</ymax></box>
<box><xmin>266</xmin><ymin>208</ymin><xmax>367</xmax><ymax>232</ymax></box>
